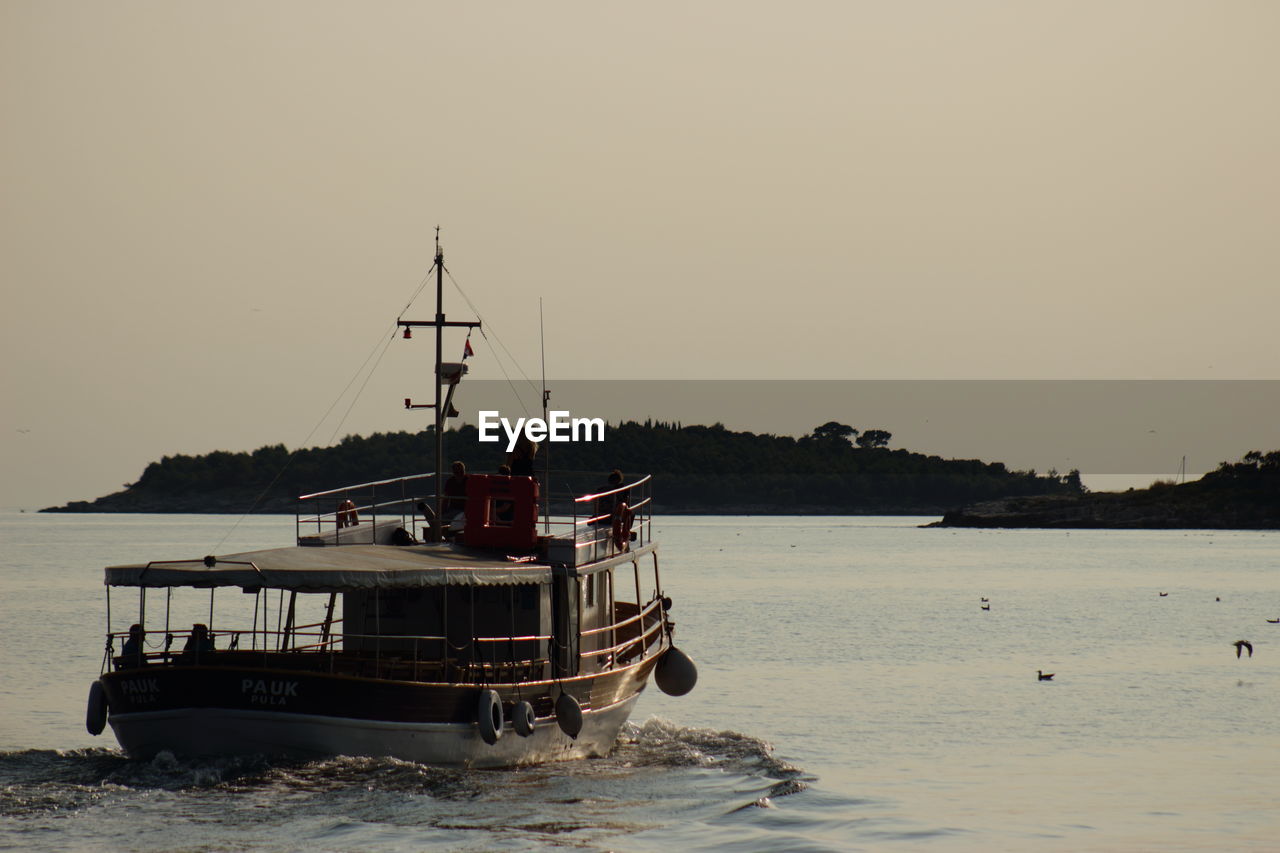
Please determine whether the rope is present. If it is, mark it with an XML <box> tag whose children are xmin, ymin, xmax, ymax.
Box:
<box><xmin>207</xmin><ymin>267</ymin><xmax>437</xmax><ymax>555</ymax></box>
<box><xmin>445</xmin><ymin>265</ymin><xmax>540</xmax><ymax>417</ymax></box>
<box><xmin>325</xmin><ymin>329</ymin><xmax>397</xmax><ymax>446</ymax></box>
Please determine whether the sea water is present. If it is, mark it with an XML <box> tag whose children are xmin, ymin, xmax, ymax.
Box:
<box><xmin>1</xmin><ymin>512</ymin><xmax>1277</xmax><ymax>851</ymax></box>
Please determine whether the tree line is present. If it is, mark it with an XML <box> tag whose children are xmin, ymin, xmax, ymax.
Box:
<box><xmin>47</xmin><ymin>421</ymin><xmax>1088</xmax><ymax>514</ymax></box>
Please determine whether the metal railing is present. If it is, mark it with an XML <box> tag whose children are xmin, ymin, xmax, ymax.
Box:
<box><xmin>292</xmin><ymin>470</ymin><xmax>655</xmax><ymax>564</ymax></box>
<box><xmin>105</xmin><ymin>607</ymin><xmax>663</xmax><ymax>684</ymax></box>
<box><xmin>295</xmin><ymin>472</ymin><xmax>437</xmax><ymax>545</ymax></box>
<box><xmin>578</xmin><ymin>597</ymin><xmax>666</xmax><ymax>669</ymax></box>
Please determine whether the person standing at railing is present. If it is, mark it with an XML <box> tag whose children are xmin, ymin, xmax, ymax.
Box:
<box><xmin>594</xmin><ymin>470</ymin><xmax>630</xmax><ymax>526</ymax></box>
<box><xmin>508</xmin><ymin>438</ymin><xmax>538</xmax><ymax>477</ymax></box>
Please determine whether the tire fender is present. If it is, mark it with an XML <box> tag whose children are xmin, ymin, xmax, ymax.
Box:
<box><xmin>477</xmin><ymin>689</ymin><xmax>503</xmax><ymax>745</ymax></box>
<box><xmin>86</xmin><ymin>681</ymin><xmax>108</xmax><ymax>736</ymax></box>
<box><xmin>512</xmin><ymin>700</ymin><xmax>536</xmax><ymax>737</ymax></box>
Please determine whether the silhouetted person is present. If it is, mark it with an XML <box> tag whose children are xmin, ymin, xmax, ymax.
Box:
<box><xmin>180</xmin><ymin>624</ymin><xmax>216</xmax><ymax>664</ymax></box>
<box><xmin>508</xmin><ymin>438</ymin><xmax>538</xmax><ymax>477</ymax></box>
<box><xmin>443</xmin><ymin>460</ymin><xmax>468</xmax><ymax>516</ymax></box>
<box><xmin>494</xmin><ymin>464</ymin><xmax>514</xmax><ymax>522</ymax></box>
<box><xmin>118</xmin><ymin>624</ymin><xmax>146</xmax><ymax>670</ymax></box>
<box><xmin>595</xmin><ymin>470</ymin><xmax>629</xmax><ymax>524</ymax></box>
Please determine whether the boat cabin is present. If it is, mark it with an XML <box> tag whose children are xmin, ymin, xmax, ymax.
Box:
<box><xmin>101</xmin><ymin>472</ymin><xmax>666</xmax><ymax>687</ymax></box>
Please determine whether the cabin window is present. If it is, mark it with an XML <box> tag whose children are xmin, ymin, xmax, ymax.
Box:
<box><xmin>471</xmin><ymin>583</ymin><xmax>547</xmax><ymax>665</ymax></box>
<box><xmin>615</xmin><ymin>561</ymin><xmax>640</xmax><ymax>611</ymax></box>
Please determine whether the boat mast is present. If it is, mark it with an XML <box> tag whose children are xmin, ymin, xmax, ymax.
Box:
<box><xmin>540</xmin><ymin>297</ymin><xmax>550</xmax><ymax>533</ymax></box>
<box><xmin>398</xmin><ymin>228</ymin><xmax>480</xmax><ymax>541</ymax></box>
<box><xmin>433</xmin><ymin>233</ymin><xmax>445</xmax><ymax>535</ymax></box>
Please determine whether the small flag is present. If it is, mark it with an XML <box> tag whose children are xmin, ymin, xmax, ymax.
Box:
<box><xmin>462</xmin><ymin>338</ymin><xmax>475</xmax><ymax>359</ymax></box>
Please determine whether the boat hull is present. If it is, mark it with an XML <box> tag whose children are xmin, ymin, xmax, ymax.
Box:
<box><xmin>98</xmin><ymin>656</ymin><xmax>660</xmax><ymax>767</ymax></box>
<box><xmin>107</xmin><ymin>694</ymin><xmax>639</xmax><ymax>767</ymax></box>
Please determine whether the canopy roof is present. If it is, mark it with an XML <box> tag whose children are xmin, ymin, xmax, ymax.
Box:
<box><xmin>104</xmin><ymin>543</ymin><xmax>553</xmax><ymax>591</ymax></box>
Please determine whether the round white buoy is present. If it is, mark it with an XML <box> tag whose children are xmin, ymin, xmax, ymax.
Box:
<box><xmin>86</xmin><ymin>681</ymin><xmax>108</xmax><ymax>735</ymax></box>
<box><xmin>512</xmin><ymin>700</ymin><xmax>536</xmax><ymax>737</ymax></box>
<box><xmin>655</xmin><ymin>646</ymin><xmax>698</xmax><ymax>696</ymax></box>
<box><xmin>477</xmin><ymin>689</ymin><xmax>503</xmax><ymax>745</ymax></box>
<box><xmin>554</xmin><ymin>692</ymin><xmax>582</xmax><ymax>739</ymax></box>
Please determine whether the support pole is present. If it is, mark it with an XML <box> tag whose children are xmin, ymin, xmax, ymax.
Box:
<box><xmin>433</xmin><ymin>235</ymin><xmax>445</xmax><ymax>541</ymax></box>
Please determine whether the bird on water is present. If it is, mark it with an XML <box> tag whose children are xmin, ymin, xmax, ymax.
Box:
<box><xmin>1037</xmin><ymin>670</ymin><xmax>1054</xmax><ymax>681</ymax></box>
<box><xmin>1233</xmin><ymin>640</ymin><xmax>1253</xmax><ymax>658</ymax></box>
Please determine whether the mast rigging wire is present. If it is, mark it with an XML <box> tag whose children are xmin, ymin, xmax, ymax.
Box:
<box><xmin>207</xmin><ymin>265</ymin><xmax>438</xmax><ymax>555</ymax></box>
<box><xmin>444</xmin><ymin>265</ymin><xmax>540</xmax><ymax>417</ymax></box>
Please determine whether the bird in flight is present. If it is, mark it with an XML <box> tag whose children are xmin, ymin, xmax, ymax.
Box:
<box><xmin>1234</xmin><ymin>641</ymin><xmax>1253</xmax><ymax>658</ymax></box>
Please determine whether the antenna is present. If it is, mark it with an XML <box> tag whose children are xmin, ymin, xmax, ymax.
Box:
<box><xmin>540</xmin><ymin>298</ymin><xmax>550</xmax><ymax>533</ymax></box>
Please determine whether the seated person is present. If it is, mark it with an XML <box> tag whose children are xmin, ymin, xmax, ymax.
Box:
<box><xmin>494</xmin><ymin>464</ymin><xmax>515</xmax><ymax>522</ymax></box>
<box><xmin>118</xmin><ymin>623</ymin><xmax>146</xmax><ymax>670</ymax></box>
<box><xmin>442</xmin><ymin>460</ymin><xmax>468</xmax><ymax>517</ymax></box>
<box><xmin>179</xmin><ymin>623</ymin><xmax>216</xmax><ymax>664</ymax></box>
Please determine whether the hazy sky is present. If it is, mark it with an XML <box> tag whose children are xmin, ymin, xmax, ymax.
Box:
<box><xmin>3</xmin><ymin>2</ymin><xmax>1277</xmax><ymax>508</ymax></box>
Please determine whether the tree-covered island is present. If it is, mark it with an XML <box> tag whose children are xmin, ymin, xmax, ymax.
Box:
<box><xmin>932</xmin><ymin>450</ymin><xmax>1279</xmax><ymax>529</ymax></box>
<box><xmin>42</xmin><ymin>421</ymin><xmax>1080</xmax><ymax>515</ymax></box>
<box><xmin>42</xmin><ymin>423</ymin><xmax>1278</xmax><ymax>527</ymax></box>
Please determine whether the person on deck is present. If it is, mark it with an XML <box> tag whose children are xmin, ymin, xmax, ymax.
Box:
<box><xmin>493</xmin><ymin>464</ymin><xmax>515</xmax><ymax>522</ymax></box>
<box><xmin>180</xmin><ymin>623</ymin><xmax>216</xmax><ymax>664</ymax></box>
<box><xmin>595</xmin><ymin>469</ymin><xmax>629</xmax><ymax>525</ymax></box>
<box><xmin>443</xmin><ymin>460</ymin><xmax>468</xmax><ymax>516</ymax></box>
<box><xmin>508</xmin><ymin>438</ymin><xmax>538</xmax><ymax>477</ymax></box>
<box><xmin>118</xmin><ymin>623</ymin><xmax>146</xmax><ymax>670</ymax></box>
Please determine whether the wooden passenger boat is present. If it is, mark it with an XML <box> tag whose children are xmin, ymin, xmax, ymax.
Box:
<box><xmin>85</xmin><ymin>240</ymin><xmax>696</xmax><ymax>766</ymax></box>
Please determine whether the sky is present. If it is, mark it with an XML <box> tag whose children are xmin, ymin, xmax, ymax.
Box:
<box><xmin>2</xmin><ymin>2</ymin><xmax>1278</xmax><ymax>509</ymax></box>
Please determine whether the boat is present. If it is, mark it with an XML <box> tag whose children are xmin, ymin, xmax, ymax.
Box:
<box><xmin>85</xmin><ymin>238</ymin><xmax>697</xmax><ymax>767</ymax></box>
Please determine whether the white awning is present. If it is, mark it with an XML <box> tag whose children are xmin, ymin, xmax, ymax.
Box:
<box><xmin>104</xmin><ymin>543</ymin><xmax>554</xmax><ymax>591</ymax></box>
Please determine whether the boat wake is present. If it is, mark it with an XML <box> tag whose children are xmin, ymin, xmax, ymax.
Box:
<box><xmin>2</xmin><ymin>725</ymin><xmax>812</xmax><ymax>851</ymax></box>
<box><xmin>1</xmin><ymin>720</ymin><xmax>805</xmax><ymax>811</ymax></box>
<box><xmin>614</xmin><ymin>717</ymin><xmax>808</xmax><ymax>793</ymax></box>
